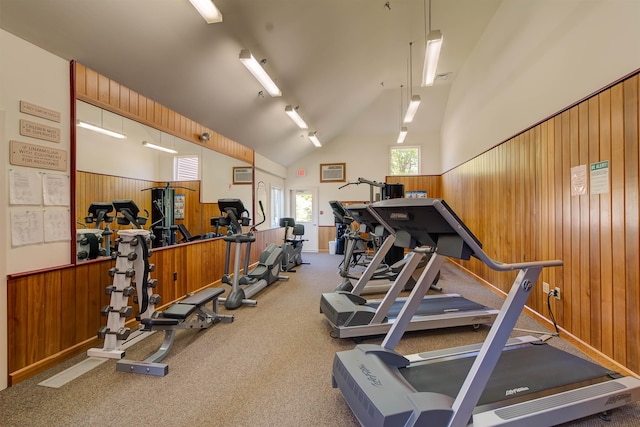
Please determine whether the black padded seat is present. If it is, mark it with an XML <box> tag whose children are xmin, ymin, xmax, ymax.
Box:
<box><xmin>141</xmin><ymin>317</ymin><xmax>180</xmax><ymax>328</ymax></box>
<box><xmin>163</xmin><ymin>303</ymin><xmax>198</xmax><ymax>319</ymax></box>
<box><xmin>179</xmin><ymin>287</ymin><xmax>224</xmax><ymax>305</ymax></box>
<box><xmin>149</xmin><ymin>287</ymin><xmax>225</xmax><ymax>322</ymax></box>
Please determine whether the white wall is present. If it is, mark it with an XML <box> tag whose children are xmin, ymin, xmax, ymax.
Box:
<box><xmin>441</xmin><ymin>0</ymin><xmax>640</xmax><ymax>172</ymax></box>
<box><xmin>285</xmin><ymin>130</ymin><xmax>440</xmax><ymax>226</ymax></box>
<box><xmin>1</xmin><ymin>29</ymin><xmax>72</xmax><ymax>390</ymax></box>
<box><xmin>255</xmin><ymin>152</ymin><xmax>286</xmax><ymax>231</ymax></box>
<box><xmin>200</xmin><ymin>148</ymin><xmax>253</xmax><ymax>217</ymax></box>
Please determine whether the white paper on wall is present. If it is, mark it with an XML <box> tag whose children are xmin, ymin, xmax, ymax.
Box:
<box><xmin>10</xmin><ymin>210</ymin><xmax>44</xmax><ymax>246</ymax></box>
<box><xmin>44</xmin><ymin>210</ymin><xmax>71</xmax><ymax>242</ymax></box>
<box><xmin>9</xmin><ymin>169</ymin><xmax>42</xmax><ymax>205</ymax></box>
<box><xmin>43</xmin><ymin>173</ymin><xmax>70</xmax><ymax>206</ymax></box>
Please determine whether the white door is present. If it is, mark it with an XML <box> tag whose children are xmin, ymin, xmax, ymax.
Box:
<box><xmin>290</xmin><ymin>188</ymin><xmax>318</xmax><ymax>252</ymax></box>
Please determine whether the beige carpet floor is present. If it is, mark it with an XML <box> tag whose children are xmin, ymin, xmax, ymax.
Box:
<box><xmin>1</xmin><ymin>252</ymin><xmax>638</xmax><ymax>426</ymax></box>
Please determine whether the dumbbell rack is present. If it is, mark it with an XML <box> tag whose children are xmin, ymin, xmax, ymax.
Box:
<box><xmin>87</xmin><ymin>229</ymin><xmax>160</xmax><ymax>359</ymax></box>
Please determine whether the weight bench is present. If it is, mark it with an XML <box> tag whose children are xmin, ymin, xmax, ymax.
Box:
<box><xmin>116</xmin><ymin>287</ymin><xmax>233</xmax><ymax>376</ymax></box>
<box><xmin>176</xmin><ymin>223</ymin><xmax>202</xmax><ymax>243</ymax></box>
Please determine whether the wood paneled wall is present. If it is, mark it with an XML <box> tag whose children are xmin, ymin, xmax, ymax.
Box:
<box><xmin>7</xmin><ymin>226</ymin><xmax>282</xmax><ymax>385</ymax></box>
<box><xmin>319</xmin><ymin>226</ymin><xmax>337</xmax><ymax>253</ymax></box>
<box><xmin>386</xmin><ymin>175</ymin><xmax>442</xmax><ymax>197</ymax></box>
<box><xmin>74</xmin><ymin>62</ymin><xmax>254</xmax><ymax>164</ymax></box>
<box><xmin>441</xmin><ymin>73</ymin><xmax>640</xmax><ymax>376</ymax></box>
<box><xmin>76</xmin><ymin>172</ymin><xmax>211</xmax><ymax>237</ymax></box>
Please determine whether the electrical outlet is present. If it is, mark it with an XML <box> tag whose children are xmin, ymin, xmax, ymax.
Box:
<box><xmin>542</xmin><ymin>281</ymin><xmax>550</xmax><ymax>294</ymax></box>
<box><xmin>554</xmin><ymin>287</ymin><xmax>561</xmax><ymax>300</ymax></box>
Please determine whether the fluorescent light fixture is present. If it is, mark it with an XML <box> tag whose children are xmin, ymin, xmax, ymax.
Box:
<box><xmin>308</xmin><ymin>132</ymin><xmax>322</xmax><ymax>147</ymax></box>
<box><xmin>77</xmin><ymin>120</ymin><xmax>126</xmax><ymax>139</ymax></box>
<box><xmin>403</xmin><ymin>95</ymin><xmax>421</xmax><ymax>123</ymax></box>
<box><xmin>397</xmin><ymin>127</ymin><xmax>408</xmax><ymax>144</ymax></box>
<box><xmin>188</xmin><ymin>0</ymin><xmax>223</xmax><ymax>23</ymax></box>
<box><xmin>422</xmin><ymin>30</ymin><xmax>443</xmax><ymax>86</ymax></box>
<box><xmin>239</xmin><ymin>49</ymin><xmax>282</xmax><ymax>97</ymax></box>
<box><xmin>142</xmin><ymin>141</ymin><xmax>177</xmax><ymax>154</ymax></box>
<box><xmin>285</xmin><ymin>105</ymin><xmax>308</xmax><ymax>129</ymax></box>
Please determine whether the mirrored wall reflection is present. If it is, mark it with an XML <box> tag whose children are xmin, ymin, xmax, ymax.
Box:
<box><xmin>75</xmin><ymin>100</ymin><xmax>253</xmax><ymax>259</ymax></box>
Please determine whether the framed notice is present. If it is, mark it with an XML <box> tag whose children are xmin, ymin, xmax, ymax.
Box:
<box><xmin>233</xmin><ymin>167</ymin><xmax>253</xmax><ymax>184</ymax></box>
<box><xmin>320</xmin><ymin>163</ymin><xmax>346</xmax><ymax>183</ymax></box>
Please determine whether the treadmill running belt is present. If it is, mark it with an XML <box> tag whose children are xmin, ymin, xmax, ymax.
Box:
<box><xmin>400</xmin><ymin>343</ymin><xmax>612</xmax><ymax>407</ymax></box>
<box><xmin>369</xmin><ymin>295</ymin><xmax>490</xmax><ymax>319</ymax></box>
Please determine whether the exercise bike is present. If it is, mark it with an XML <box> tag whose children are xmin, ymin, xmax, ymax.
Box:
<box><xmin>279</xmin><ymin>217</ymin><xmax>308</xmax><ymax>272</ymax></box>
<box><xmin>217</xmin><ymin>198</ymin><xmax>287</xmax><ymax>309</ymax></box>
<box><xmin>77</xmin><ymin>202</ymin><xmax>115</xmax><ymax>261</ymax></box>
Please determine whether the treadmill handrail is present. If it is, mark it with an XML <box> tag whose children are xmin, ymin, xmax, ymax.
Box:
<box><xmin>432</xmin><ymin>199</ymin><xmax>563</xmax><ymax>270</ymax></box>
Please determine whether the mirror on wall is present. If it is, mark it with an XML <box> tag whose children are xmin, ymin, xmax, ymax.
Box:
<box><xmin>75</xmin><ymin>100</ymin><xmax>253</xmax><ymax>260</ymax></box>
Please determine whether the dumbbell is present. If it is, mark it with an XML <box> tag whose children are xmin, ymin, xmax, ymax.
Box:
<box><xmin>131</xmin><ymin>278</ymin><xmax>158</xmax><ymax>289</ymax></box>
<box><xmin>108</xmin><ymin>267</ymin><xmax>135</xmax><ymax>278</ymax></box>
<box><xmin>100</xmin><ymin>305</ymin><xmax>133</xmax><ymax>317</ymax></box>
<box><xmin>78</xmin><ymin>235</ymin><xmax>103</xmax><ymax>245</ymax></box>
<box><xmin>97</xmin><ymin>326</ymin><xmax>131</xmax><ymax>340</ymax></box>
<box><xmin>104</xmin><ymin>285</ymin><xmax>135</xmax><ymax>297</ymax></box>
<box><xmin>133</xmin><ymin>293</ymin><xmax>161</xmax><ymax>305</ymax></box>
<box><xmin>111</xmin><ymin>251</ymin><xmax>137</xmax><ymax>261</ymax></box>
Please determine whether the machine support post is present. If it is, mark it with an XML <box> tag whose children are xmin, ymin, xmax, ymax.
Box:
<box><xmin>447</xmin><ymin>266</ymin><xmax>542</xmax><ymax>427</ymax></box>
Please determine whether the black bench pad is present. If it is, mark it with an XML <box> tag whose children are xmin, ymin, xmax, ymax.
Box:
<box><xmin>141</xmin><ymin>317</ymin><xmax>180</xmax><ymax>327</ymax></box>
<box><xmin>143</xmin><ymin>287</ymin><xmax>225</xmax><ymax>323</ymax></box>
<box><xmin>163</xmin><ymin>303</ymin><xmax>198</xmax><ymax>319</ymax></box>
<box><xmin>180</xmin><ymin>287</ymin><xmax>224</xmax><ymax>305</ymax></box>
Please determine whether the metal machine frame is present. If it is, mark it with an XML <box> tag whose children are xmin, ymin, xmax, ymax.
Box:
<box><xmin>321</xmin><ymin>202</ymin><xmax>498</xmax><ymax>339</ymax></box>
<box><xmin>332</xmin><ymin>198</ymin><xmax>640</xmax><ymax>426</ymax></box>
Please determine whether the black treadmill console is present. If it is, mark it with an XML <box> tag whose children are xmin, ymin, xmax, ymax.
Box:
<box><xmin>329</xmin><ymin>200</ymin><xmax>353</xmax><ymax>225</ymax></box>
<box><xmin>112</xmin><ymin>199</ymin><xmax>145</xmax><ymax>228</ymax></box>
<box><xmin>217</xmin><ymin>198</ymin><xmax>251</xmax><ymax>232</ymax></box>
<box><xmin>218</xmin><ymin>198</ymin><xmax>248</xmax><ymax>217</ymax></box>
<box><xmin>370</xmin><ymin>198</ymin><xmax>482</xmax><ymax>260</ymax></box>
<box><xmin>86</xmin><ymin>202</ymin><xmax>114</xmax><ymax>224</ymax></box>
<box><xmin>344</xmin><ymin>203</ymin><xmax>381</xmax><ymax>232</ymax></box>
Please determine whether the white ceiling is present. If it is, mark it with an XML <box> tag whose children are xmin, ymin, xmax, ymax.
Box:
<box><xmin>0</xmin><ymin>0</ymin><xmax>502</xmax><ymax>166</ymax></box>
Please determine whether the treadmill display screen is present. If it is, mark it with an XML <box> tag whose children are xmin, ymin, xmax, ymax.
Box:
<box><xmin>370</xmin><ymin>198</ymin><xmax>482</xmax><ymax>260</ymax></box>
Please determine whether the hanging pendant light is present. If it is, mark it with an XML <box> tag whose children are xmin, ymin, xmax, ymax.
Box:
<box><xmin>422</xmin><ymin>0</ymin><xmax>443</xmax><ymax>86</ymax></box>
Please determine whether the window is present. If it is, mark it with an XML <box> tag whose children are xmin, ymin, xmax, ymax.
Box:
<box><xmin>389</xmin><ymin>146</ymin><xmax>420</xmax><ymax>175</ymax></box>
<box><xmin>174</xmin><ymin>155</ymin><xmax>199</xmax><ymax>181</ymax></box>
<box><xmin>271</xmin><ymin>186</ymin><xmax>283</xmax><ymax>227</ymax></box>
<box><xmin>294</xmin><ymin>192</ymin><xmax>312</xmax><ymax>222</ymax></box>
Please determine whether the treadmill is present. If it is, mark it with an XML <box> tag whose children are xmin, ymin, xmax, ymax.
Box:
<box><xmin>331</xmin><ymin>201</ymin><xmax>398</xmax><ymax>294</ymax></box>
<box><xmin>320</xmin><ymin>202</ymin><xmax>499</xmax><ymax>339</ymax></box>
<box><xmin>332</xmin><ymin>198</ymin><xmax>640</xmax><ymax>426</ymax></box>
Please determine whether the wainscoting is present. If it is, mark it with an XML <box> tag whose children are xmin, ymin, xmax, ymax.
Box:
<box><xmin>441</xmin><ymin>73</ymin><xmax>640</xmax><ymax>376</ymax></box>
<box><xmin>7</xmin><ymin>227</ymin><xmax>282</xmax><ymax>385</ymax></box>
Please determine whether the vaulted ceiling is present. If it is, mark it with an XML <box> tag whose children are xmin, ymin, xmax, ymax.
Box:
<box><xmin>0</xmin><ymin>0</ymin><xmax>502</xmax><ymax>166</ymax></box>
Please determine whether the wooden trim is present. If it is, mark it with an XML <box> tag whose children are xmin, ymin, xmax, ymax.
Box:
<box><xmin>7</xmin><ymin>228</ymin><xmax>281</xmax><ymax>385</ymax></box>
<box><xmin>73</xmin><ymin>62</ymin><xmax>254</xmax><ymax>165</ymax></box>
<box><xmin>70</xmin><ymin>60</ymin><xmax>78</xmax><ymax>262</ymax></box>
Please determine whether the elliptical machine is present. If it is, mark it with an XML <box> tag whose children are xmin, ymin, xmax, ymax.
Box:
<box><xmin>217</xmin><ymin>199</ymin><xmax>287</xmax><ymax>309</ymax></box>
<box><xmin>279</xmin><ymin>217</ymin><xmax>308</xmax><ymax>272</ymax></box>
<box><xmin>77</xmin><ymin>202</ymin><xmax>115</xmax><ymax>261</ymax></box>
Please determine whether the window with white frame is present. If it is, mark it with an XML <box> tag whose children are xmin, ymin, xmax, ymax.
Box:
<box><xmin>271</xmin><ymin>186</ymin><xmax>284</xmax><ymax>227</ymax></box>
<box><xmin>174</xmin><ymin>155</ymin><xmax>199</xmax><ymax>180</ymax></box>
<box><xmin>389</xmin><ymin>145</ymin><xmax>420</xmax><ymax>175</ymax></box>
